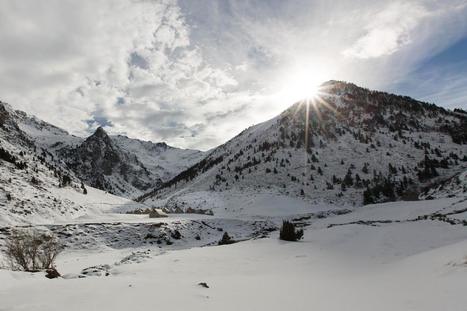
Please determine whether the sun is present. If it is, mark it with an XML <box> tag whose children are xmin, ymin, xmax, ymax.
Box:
<box><xmin>276</xmin><ymin>65</ymin><xmax>330</xmax><ymax>105</ymax></box>
<box><xmin>279</xmin><ymin>77</ymin><xmax>322</xmax><ymax>104</ymax></box>
<box><xmin>304</xmin><ymin>83</ymin><xmax>320</xmax><ymax>100</ymax></box>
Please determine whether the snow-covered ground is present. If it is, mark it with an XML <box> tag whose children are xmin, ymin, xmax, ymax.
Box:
<box><xmin>150</xmin><ymin>189</ymin><xmax>349</xmax><ymax>218</ymax></box>
<box><xmin>1</xmin><ymin>197</ymin><xmax>466</xmax><ymax>311</ymax></box>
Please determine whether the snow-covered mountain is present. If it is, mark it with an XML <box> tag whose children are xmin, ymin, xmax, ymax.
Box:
<box><xmin>0</xmin><ymin>100</ymin><xmax>205</xmax><ymax>224</ymax></box>
<box><xmin>111</xmin><ymin>135</ymin><xmax>204</xmax><ymax>185</ymax></box>
<box><xmin>138</xmin><ymin>81</ymin><xmax>467</xmax><ymax>212</ymax></box>
<box><xmin>55</xmin><ymin>126</ymin><xmax>156</xmax><ymax>198</ymax></box>
<box><xmin>0</xmin><ymin>101</ymin><xmax>139</xmax><ymax>225</ymax></box>
<box><xmin>55</xmin><ymin>127</ymin><xmax>203</xmax><ymax>198</ymax></box>
<box><xmin>0</xmin><ymin>101</ymin><xmax>204</xmax><ymax>199</ymax></box>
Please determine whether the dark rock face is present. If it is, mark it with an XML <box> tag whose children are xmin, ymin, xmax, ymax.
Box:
<box><xmin>91</xmin><ymin>129</ymin><xmax>122</xmax><ymax>174</ymax></box>
<box><xmin>78</xmin><ymin>127</ymin><xmax>120</xmax><ymax>176</ymax></box>
<box><xmin>59</xmin><ymin>127</ymin><xmax>156</xmax><ymax>197</ymax></box>
<box><xmin>0</xmin><ymin>102</ymin><xmax>18</xmax><ymax>131</ymax></box>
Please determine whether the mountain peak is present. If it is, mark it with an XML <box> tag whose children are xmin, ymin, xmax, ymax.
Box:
<box><xmin>320</xmin><ymin>79</ymin><xmax>340</xmax><ymax>86</ymax></box>
<box><xmin>0</xmin><ymin>100</ymin><xmax>14</xmax><ymax>118</ymax></box>
<box><xmin>83</xmin><ymin>126</ymin><xmax>112</xmax><ymax>147</ymax></box>
<box><xmin>0</xmin><ymin>100</ymin><xmax>24</xmax><ymax>136</ymax></box>
<box><xmin>318</xmin><ymin>80</ymin><xmax>360</xmax><ymax>93</ymax></box>
<box><xmin>92</xmin><ymin>126</ymin><xmax>109</xmax><ymax>139</ymax></box>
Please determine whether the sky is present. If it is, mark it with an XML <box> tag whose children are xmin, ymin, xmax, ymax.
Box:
<box><xmin>1</xmin><ymin>0</ymin><xmax>467</xmax><ymax>150</ymax></box>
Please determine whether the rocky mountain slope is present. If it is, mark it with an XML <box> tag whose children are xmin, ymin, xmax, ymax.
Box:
<box><xmin>1</xmin><ymin>102</ymin><xmax>204</xmax><ymax>199</ymax></box>
<box><xmin>58</xmin><ymin>128</ymin><xmax>203</xmax><ymax>198</ymax></box>
<box><xmin>138</xmin><ymin>81</ymin><xmax>467</xmax><ymax>212</ymax></box>
<box><xmin>420</xmin><ymin>170</ymin><xmax>467</xmax><ymax>199</ymax></box>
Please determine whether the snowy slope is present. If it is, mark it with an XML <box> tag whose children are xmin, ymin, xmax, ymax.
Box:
<box><xmin>0</xmin><ymin>136</ymin><xmax>146</xmax><ymax>226</ymax></box>
<box><xmin>420</xmin><ymin>169</ymin><xmax>467</xmax><ymax>199</ymax></box>
<box><xmin>139</xmin><ymin>81</ymin><xmax>467</xmax><ymax>212</ymax></box>
<box><xmin>0</xmin><ymin>197</ymin><xmax>466</xmax><ymax>311</ymax></box>
<box><xmin>15</xmin><ymin>109</ymin><xmax>83</xmax><ymax>150</ymax></box>
<box><xmin>111</xmin><ymin>135</ymin><xmax>204</xmax><ymax>183</ymax></box>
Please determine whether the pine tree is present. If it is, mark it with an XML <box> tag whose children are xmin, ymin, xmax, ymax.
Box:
<box><xmin>343</xmin><ymin>169</ymin><xmax>353</xmax><ymax>186</ymax></box>
<box><xmin>355</xmin><ymin>174</ymin><xmax>362</xmax><ymax>188</ymax></box>
<box><xmin>363</xmin><ymin>187</ymin><xmax>374</xmax><ymax>205</ymax></box>
<box><xmin>279</xmin><ymin>221</ymin><xmax>303</xmax><ymax>241</ymax></box>
<box><xmin>362</xmin><ymin>163</ymin><xmax>369</xmax><ymax>174</ymax></box>
<box><xmin>218</xmin><ymin>232</ymin><xmax>235</xmax><ymax>245</ymax></box>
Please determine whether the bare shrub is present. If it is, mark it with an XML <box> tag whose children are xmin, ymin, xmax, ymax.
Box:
<box><xmin>5</xmin><ymin>230</ymin><xmax>62</xmax><ymax>272</ymax></box>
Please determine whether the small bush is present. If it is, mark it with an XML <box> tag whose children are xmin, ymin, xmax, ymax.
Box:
<box><xmin>279</xmin><ymin>220</ymin><xmax>303</xmax><ymax>241</ymax></box>
<box><xmin>5</xmin><ymin>230</ymin><xmax>62</xmax><ymax>272</ymax></box>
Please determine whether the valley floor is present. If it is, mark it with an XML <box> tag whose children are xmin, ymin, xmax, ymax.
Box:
<box><xmin>0</xmin><ymin>197</ymin><xmax>466</xmax><ymax>311</ymax></box>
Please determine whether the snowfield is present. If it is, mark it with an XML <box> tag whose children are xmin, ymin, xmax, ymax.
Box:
<box><xmin>1</xmin><ymin>197</ymin><xmax>466</xmax><ymax>311</ymax></box>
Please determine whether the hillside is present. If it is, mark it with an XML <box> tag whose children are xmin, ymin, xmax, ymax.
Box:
<box><xmin>0</xmin><ymin>103</ymin><xmax>147</xmax><ymax>225</ymax></box>
<box><xmin>138</xmin><ymin>81</ymin><xmax>467</xmax><ymax>213</ymax></box>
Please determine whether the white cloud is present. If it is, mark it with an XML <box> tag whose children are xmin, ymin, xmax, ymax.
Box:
<box><xmin>0</xmin><ymin>0</ymin><xmax>252</xmax><ymax>149</ymax></box>
<box><xmin>342</xmin><ymin>2</ymin><xmax>429</xmax><ymax>59</ymax></box>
